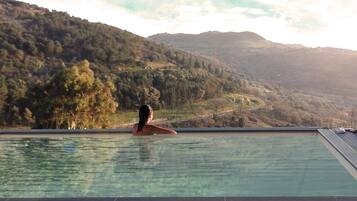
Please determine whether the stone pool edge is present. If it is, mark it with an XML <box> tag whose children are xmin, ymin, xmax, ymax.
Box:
<box><xmin>1</xmin><ymin>196</ymin><xmax>357</xmax><ymax>201</ymax></box>
<box><xmin>0</xmin><ymin>127</ymin><xmax>320</xmax><ymax>135</ymax></box>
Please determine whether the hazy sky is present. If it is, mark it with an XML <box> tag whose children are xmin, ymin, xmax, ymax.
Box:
<box><xmin>22</xmin><ymin>0</ymin><xmax>357</xmax><ymax>50</ymax></box>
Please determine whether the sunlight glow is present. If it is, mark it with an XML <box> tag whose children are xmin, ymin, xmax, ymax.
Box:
<box><xmin>21</xmin><ymin>0</ymin><xmax>357</xmax><ymax>50</ymax></box>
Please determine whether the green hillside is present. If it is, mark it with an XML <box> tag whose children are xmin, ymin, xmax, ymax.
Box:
<box><xmin>150</xmin><ymin>31</ymin><xmax>357</xmax><ymax>128</ymax></box>
<box><xmin>0</xmin><ymin>0</ymin><xmax>241</xmax><ymax>128</ymax></box>
<box><xmin>0</xmin><ymin>1</ymin><xmax>353</xmax><ymax>129</ymax></box>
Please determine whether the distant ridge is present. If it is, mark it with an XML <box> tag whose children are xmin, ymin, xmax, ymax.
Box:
<box><xmin>150</xmin><ymin>31</ymin><xmax>357</xmax><ymax>102</ymax></box>
<box><xmin>151</xmin><ymin>31</ymin><xmax>266</xmax><ymax>41</ymax></box>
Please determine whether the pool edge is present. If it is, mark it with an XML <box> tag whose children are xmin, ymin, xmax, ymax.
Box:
<box><xmin>318</xmin><ymin>129</ymin><xmax>357</xmax><ymax>170</ymax></box>
<box><xmin>0</xmin><ymin>127</ymin><xmax>320</xmax><ymax>135</ymax></box>
<box><xmin>2</xmin><ymin>197</ymin><xmax>357</xmax><ymax>201</ymax></box>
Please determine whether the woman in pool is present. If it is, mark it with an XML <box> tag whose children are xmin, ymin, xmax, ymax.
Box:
<box><xmin>132</xmin><ymin>104</ymin><xmax>177</xmax><ymax>135</ymax></box>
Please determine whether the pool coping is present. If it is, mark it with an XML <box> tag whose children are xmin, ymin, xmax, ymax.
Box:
<box><xmin>2</xmin><ymin>197</ymin><xmax>357</xmax><ymax>201</ymax></box>
<box><xmin>318</xmin><ymin>129</ymin><xmax>357</xmax><ymax>170</ymax></box>
<box><xmin>0</xmin><ymin>127</ymin><xmax>320</xmax><ymax>134</ymax></box>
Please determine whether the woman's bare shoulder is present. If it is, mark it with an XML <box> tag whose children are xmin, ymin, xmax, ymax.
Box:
<box><xmin>146</xmin><ymin>124</ymin><xmax>177</xmax><ymax>135</ymax></box>
<box><xmin>132</xmin><ymin>124</ymin><xmax>139</xmax><ymax>135</ymax></box>
<box><xmin>132</xmin><ymin>124</ymin><xmax>154</xmax><ymax>135</ymax></box>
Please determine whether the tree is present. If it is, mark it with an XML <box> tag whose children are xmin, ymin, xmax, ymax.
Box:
<box><xmin>140</xmin><ymin>86</ymin><xmax>161</xmax><ymax>109</ymax></box>
<box><xmin>54</xmin><ymin>41</ymin><xmax>63</xmax><ymax>55</ymax></box>
<box><xmin>238</xmin><ymin>117</ymin><xmax>245</xmax><ymax>127</ymax></box>
<box><xmin>3</xmin><ymin>78</ymin><xmax>27</xmax><ymax>126</ymax></box>
<box><xmin>23</xmin><ymin>107</ymin><xmax>34</xmax><ymax>126</ymax></box>
<box><xmin>29</xmin><ymin>60</ymin><xmax>118</xmax><ymax>129</ymax></box>
<box><xmin>0</xmin><ymin>75</ymin><xmax>7</xmax><ymax>112</ymax></box>
<box><xmin>194</xmin><ymin>59</ymin><xmax>201</xmax><ymax>68</ymax></box>
<box><xmin>0</xmin><ymin>49</ymin><xmax>8</xmax><ymax>59</ymax></box>
<box><xmin>350</xmin><ymin>106</ymin><xmax>357</xmax><ymax>128</ymax></box>
<box><xmin>0</xmin><ymin>76</ymin><xmax>7</xmax><ymax>125</ymax></box>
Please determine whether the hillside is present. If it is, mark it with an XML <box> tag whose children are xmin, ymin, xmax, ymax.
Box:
<box><xmin>149</xmin><ymin>31</ymin><xmax>357</xmax><ymax>104</ymax></box>
<box><xmin>0</xmin><ymin>0</ymin><xmax>241</xmax><ymax>127</ymax></box>
<box><xmin>0</xmin><ymin>1</ymin><xmax>353</xmax><ymax>129</ymax></box>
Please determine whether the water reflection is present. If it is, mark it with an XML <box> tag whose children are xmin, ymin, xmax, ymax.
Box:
<box><xmin>2</xmin><ymin>135</ymin><xmax>356</xmax><ymax>198</ymax></box>
<box><xmin>113</xmin><ymin>136</ymin><xmax>165</xmax><ymax>172</ymax></box>
<box><xmin>63</xmin><ymin>140</ymin><xmax>78</xmax><ymax>154</ymax></box>
<box><xmin>18</xmin><ymin>138</ymin><xmax>82</xmax><ymax>178</ymax></box>
<box><xmin>136</xmin><ymin>137</ymin><xmax>155</xmax><ymax>162</ymax></box>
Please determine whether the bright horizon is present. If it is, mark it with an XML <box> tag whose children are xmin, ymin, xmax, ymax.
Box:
<box><xmin>21</xmin><ymin>0</ymin><xmax>357</xmax><ymax>51</ymax></box>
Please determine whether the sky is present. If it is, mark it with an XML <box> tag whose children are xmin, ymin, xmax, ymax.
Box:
<box><xmin>22</xmin><ymin>0</ymin><xmax>357</xmax><ymax>50</ymax></box>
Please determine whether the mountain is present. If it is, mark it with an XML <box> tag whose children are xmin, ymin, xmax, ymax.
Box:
<box><xmin>149</xmin><ymin>31</ymin><xmax>357</xmax><ymax>104</ymax></box>
<box><xmin>0</xmin><ymin>0</ymin><xmax>241</xmax><ymax>126</ymax></box>
<box><xmin>0</xmin><ymin>1</ymin><xmax>351</xmax><ymax>129</ymax></box>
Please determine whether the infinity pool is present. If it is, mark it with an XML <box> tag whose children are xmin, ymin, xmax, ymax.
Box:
<box><xmin>0</xmin><ymin>133</ymin><xmax>356</xmax><ymax>198</ymax></box>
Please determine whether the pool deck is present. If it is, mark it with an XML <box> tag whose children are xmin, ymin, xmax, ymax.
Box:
<box><xmin>318</xmin><ymin>129</ymin><xmax>357</xmax><ymax>170</ymax></box>
<box><xmin>0</xmin><ymin>127</ymin><xmax>356</xmax><ymax>201</ymax></box>
<box><xmin>338</xmin><ymin>131</ymin><xmax>357</xmax><ymax>152</ymax></box>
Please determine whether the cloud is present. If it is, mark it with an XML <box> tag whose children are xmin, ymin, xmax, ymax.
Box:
<box><xmin>20</xmin><ymin>0</ymin><xmax>357</xmax><ymax>50</ymax></box>
<box><xmin>253</xmin><ymin>0</ymin><xmax>357</xmax><ymax>49</ymax></box>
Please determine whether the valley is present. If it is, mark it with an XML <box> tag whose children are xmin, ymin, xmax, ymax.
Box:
<box><xmin>0</xmin><ymin>1</ymin><xmax>355</xmax><ymax>129</ymax></box>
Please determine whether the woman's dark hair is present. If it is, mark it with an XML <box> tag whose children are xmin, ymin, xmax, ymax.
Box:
<box><xmin>137</xmin><ymin>105</ymin><xmax>153</xmax><ymax>132</ymax></box>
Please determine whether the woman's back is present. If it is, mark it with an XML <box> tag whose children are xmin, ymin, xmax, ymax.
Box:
<box><xmin>132</xmin><ymin>123</ymin><xmax>177</xmax><ymax>136</ymax></box>
<box><xmin>132</xmin><ymin>105</ymin><xmax>177</xmax><ymax>136</ymax></box>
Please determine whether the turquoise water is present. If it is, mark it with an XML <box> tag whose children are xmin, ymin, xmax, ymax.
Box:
<box><xmin>0</xmin><ymin>134</ymin><xmax>356</xmax><ymax>197</ymax></box>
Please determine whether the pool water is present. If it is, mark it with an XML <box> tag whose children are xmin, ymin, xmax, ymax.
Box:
<box><xmin>0</xmin><ymin>134</ymin><xmax>356</xmax><ymax>197</ymax></box>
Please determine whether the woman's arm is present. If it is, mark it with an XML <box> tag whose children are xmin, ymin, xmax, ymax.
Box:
<box><xmin>132</xmin><ymin>124</ymin><xmax>139</xmax><ymax>135</ymax></box>
<box><xmin>147</xmin><ymin>125</ymin><xmax>177</xmax><ymax>135</ymax></box>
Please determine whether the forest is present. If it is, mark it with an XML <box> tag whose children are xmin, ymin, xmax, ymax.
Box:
<box><xmin>0</xmin><ymin>0</ymin><xmax>240</xmax><ymax>128</ymax></box>
<box><xmin>1</xmin><ymin>1</ymin><xmax>355</xmax><ymax>129</ymax></box>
